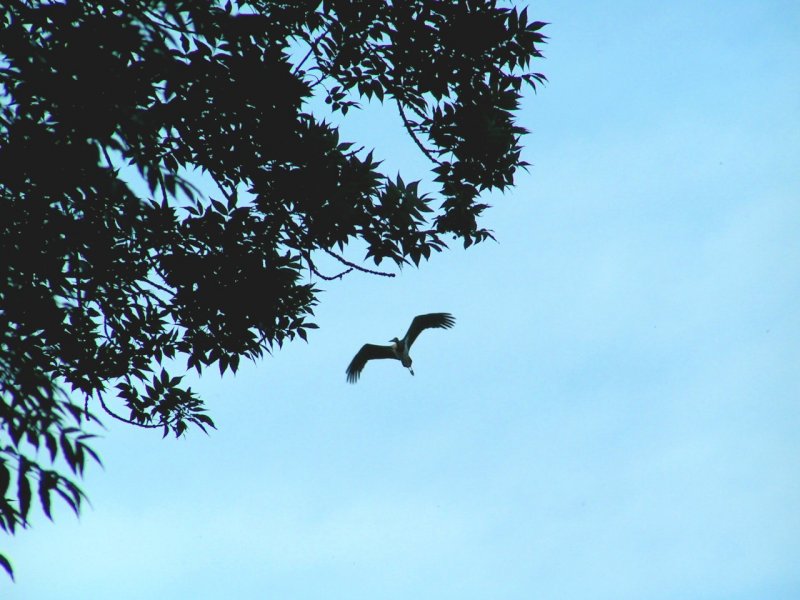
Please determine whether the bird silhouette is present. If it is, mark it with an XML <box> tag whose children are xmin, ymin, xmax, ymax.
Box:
<box><xmin>346</xmin><ymin>313</ymin><xmax>455</xmax><ymax>383</ymax></box>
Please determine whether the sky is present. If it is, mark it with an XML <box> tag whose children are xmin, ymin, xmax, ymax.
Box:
<box><xmin>4</xmin><ymin>1</ymin><xmax>800</xmax><ymax>598</ymax></box>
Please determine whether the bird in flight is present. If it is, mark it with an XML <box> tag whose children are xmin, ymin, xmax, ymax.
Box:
<box><xmin>346</xmin><ymin>313</ymin><xmax>455</xmax><ymax>383</ymax></box>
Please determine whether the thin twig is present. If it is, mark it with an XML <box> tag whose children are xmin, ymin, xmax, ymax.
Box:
<box><xmin>302</xmin><ymin>251</ymin><xmax>353</xmax><ymax>281</ymax></box>
<box><xmin>98</xmin><ymin>397</ymin><xmax>160</xmax><ymax>429</ymax></box>
<box><xmin>292</xmin><ymin>23</ymin><xmax>332</xmax><ymax>76</ymax></box>
<box><xmin>100</xmin><ymin>145</ymin><xmax>116</xmax><ymax>171</ymax></box>
<box><xmin>144</xmin><ymin>278</ymin><xmax>174</xmax><ymax>296</ymax></box>
<box><xmin>396</xmin><ymin>99</ymin><xmax>441</xmax><ymax>165</ymax></box>
<box><xmin>324</xmin><ymin>248</ymin><xmax>395</xmax><ymax>278</ymax></box>
<box><xmin>283</xmin><ymin>214</ymin><xmax>396</xmax><ymax>278</ymax></box>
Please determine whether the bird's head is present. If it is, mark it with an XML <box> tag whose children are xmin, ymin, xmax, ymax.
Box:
<box><xmin>389</xmin><ymin>337</ymin><xmax>400</xmax><ymax>345</ymax></box>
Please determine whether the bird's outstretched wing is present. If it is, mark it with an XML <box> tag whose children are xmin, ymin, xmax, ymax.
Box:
<box><xmin>346</xmin><ymin>343</ymin><xmax>396</xmax><ymax>383</ymax></box>
<box><xmin>404</xmin><ymin>313</ymin><xmax>455</xmax><ymax>348</ymax></box>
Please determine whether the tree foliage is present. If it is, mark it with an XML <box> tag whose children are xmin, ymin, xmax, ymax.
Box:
<box><xmin>0</xmin><ymin>0</ymin><xmax>546</xmax><ymax>577</ymax></box>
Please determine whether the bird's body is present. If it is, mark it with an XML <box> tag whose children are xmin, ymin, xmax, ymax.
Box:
<box><xmin>346</xmin><ymin>313</ymin><xmax>455</xmax><ymax>383</ymax></box>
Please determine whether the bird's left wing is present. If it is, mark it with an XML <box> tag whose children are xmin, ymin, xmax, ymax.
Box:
<box><xmin>404</xmin><ymin>313</ymin><xmax>455</xmax><ymax>348</ymax></box>
<box><xmin>346</xmin><ymin>343</ymin><xmax>395</xmax><ymax>383</ymax></box>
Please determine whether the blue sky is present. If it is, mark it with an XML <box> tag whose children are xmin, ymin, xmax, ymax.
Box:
<box><xmin>5</xmin><ymin>1</ymin><xmax>800</xmax><ymax>598</ymax></box>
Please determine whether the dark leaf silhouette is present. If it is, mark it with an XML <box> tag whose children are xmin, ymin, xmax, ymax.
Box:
<box><xmin>0</xmin><ymin>554</ymin><xmax>13</xmax><ymax>581</ymax></box>
<box><xmin>0</xmin><ymin>0</ymin><xmax>546</xmax><ymax>580</ymax></box>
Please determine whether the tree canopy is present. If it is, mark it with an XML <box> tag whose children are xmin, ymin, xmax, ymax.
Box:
<box><xmin>0</xmin><ymin>0</ymin><xmax>546</xmax><ymax>578</ymax></box>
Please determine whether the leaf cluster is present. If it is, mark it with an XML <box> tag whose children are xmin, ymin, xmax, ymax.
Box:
<box><xmin>0</xmin><ymin>0</ymin><xmax>545</xmax><ymax>578</ymax></box>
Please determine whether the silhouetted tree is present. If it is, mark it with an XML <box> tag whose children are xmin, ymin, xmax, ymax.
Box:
<box><xmin>0</xmin><ymin>0</ymin><xmax>545</xmax><ymax>578</ymax></box>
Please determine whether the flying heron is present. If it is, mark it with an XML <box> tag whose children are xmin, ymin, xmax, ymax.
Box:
<box><xmin>346</xmin><ymin>313</ymin><xmax>455</xmax><ymax>383</ymax></box>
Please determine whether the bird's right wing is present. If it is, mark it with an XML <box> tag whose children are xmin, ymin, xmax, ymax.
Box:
<box><xmin>346</xmin><ymin>343</ymin><xmax>395</xmax><ymax>383</ymax></box>
<box><xmin>404</xmin><ymin>313</ymin><xmax>456</xmax><ymax>348</ymax></box>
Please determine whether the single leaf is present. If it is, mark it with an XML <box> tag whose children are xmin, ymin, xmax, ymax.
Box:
<box><xmin>0</xmin><ymin>553</ymin><xmax>14</xmax><ymax>581</ymax></box>
<box><xmin>0</xmin><ymin>463</ymin><xmax>9</xmax><ymax>496</ymax></box>
<box><xmin>38</xmin><ymin>475</ymin><xmax>53</xmax><ymax>520</ymax></box>
<box><xmin>17</xmin><ymin>471</ymin><xmax>31</xmax><ymax>521</ymax></box>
